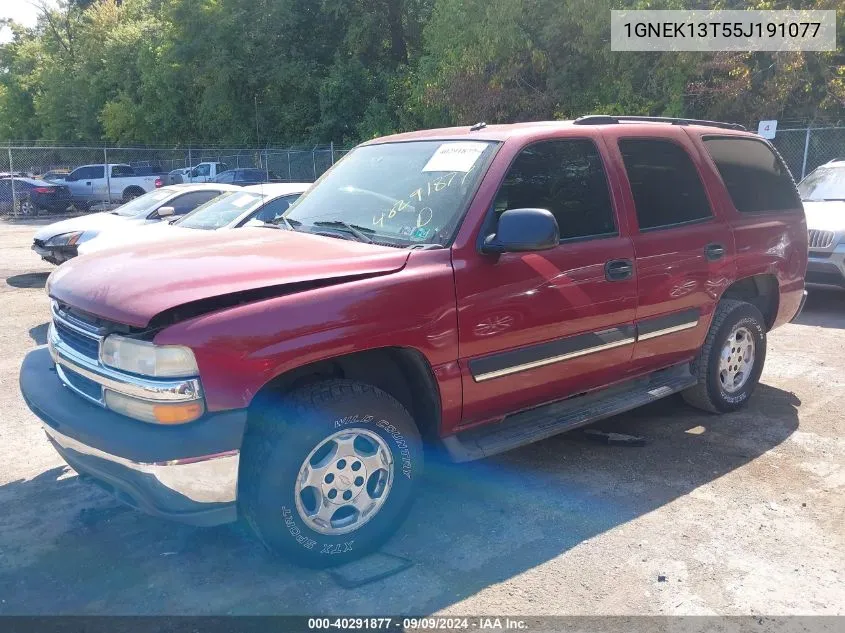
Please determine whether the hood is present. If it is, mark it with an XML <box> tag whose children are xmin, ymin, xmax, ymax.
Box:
<box><xmin>49</xmin><ymin>229</ymin><xmax>410</xmax><ymax>327</ymax></box>
<box><xmin>34</xmin><ymin>212</ymin><xmax>145</xmax><ymax>243</ymax></box>
<box><xmin>77</xmin><ymin>222</ymin><xmax>196</xmax><ymax>255</ymax></box>
<box><xmin>803</xmin><ymin>200</ymin><xmax>845</xmax><ymax>233</ymax></box>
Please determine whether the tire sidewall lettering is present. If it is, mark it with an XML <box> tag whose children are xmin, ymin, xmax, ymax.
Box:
<box><xmin>278</xmin><ymin>413</ymin><xmax>418</xmax><ymax>556</ymax></box>
<box><xmin>334</xmin><ymin>414</ymin><xmax>414</xmax><ymax>479</ymax></box>
<box><xmin>714</xmin><ymin>312</ymin><xmax>765</xmax><ymax>405</ymax></box>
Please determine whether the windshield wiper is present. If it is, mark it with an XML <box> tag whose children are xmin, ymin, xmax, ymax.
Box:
<box><xmin>312</xmin><ymin>220</ymin><xmax>374</xmax><ymax>243</ymax></box>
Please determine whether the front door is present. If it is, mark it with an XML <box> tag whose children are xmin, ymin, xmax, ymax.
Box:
<box><xmin>66</xmin><ymin>166</ymin><xmax>99</xmax><ymax>202</ymax></box>
<box><xmin>453</xmin><ymin>137</ymin><xmax>638</xmax><ymax>425</ymax></box>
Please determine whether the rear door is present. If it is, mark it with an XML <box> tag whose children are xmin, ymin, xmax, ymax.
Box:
<box><xmin>453</xmin><ymin>136</ymin><xmax>638</xmax><ymax>425</ymax></box>
<box><xmin>603</xmin><ymin>129</ymin><xmax>734</xmax><ymax>374</ymax></box>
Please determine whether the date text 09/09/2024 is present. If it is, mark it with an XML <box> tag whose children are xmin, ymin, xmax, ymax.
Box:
<box><xmin>308</xmin><ymin>618</ymin><xmax>528</xmax><ymax>630</ymax></box>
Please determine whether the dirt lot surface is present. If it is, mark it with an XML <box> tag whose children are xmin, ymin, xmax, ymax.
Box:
<box><xmin>0</xmin><ymin>219</ymin><xmax>842</xmax><ymax>616</ymax></box>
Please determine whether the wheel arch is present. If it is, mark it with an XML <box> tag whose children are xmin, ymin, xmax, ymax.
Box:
<box><xmin>246</xmin><ymin>346</ymin><xmax>443</xmax><ymax>441</ymax></box>
<box><xmin>719</xmin><ymin>273</ymin><xmax>779</xmax><ymax>330</ymax></box>
<box><xmin>121</xmin><ymin>185</ymin><xmax>145</xmax><ymax>200</ymax></box>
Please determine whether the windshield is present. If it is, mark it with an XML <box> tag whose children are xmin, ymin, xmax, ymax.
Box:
<box><xmin>175</xmin><ymin>191</ymin><xmax>265</xmax><ymax>230</ymax></box>
<box><xmin>284</xmin><ymin>140</ymin><xmax>498</xmax><ymax>246</ymax></box>
<box><xmin>112</xmin><ymin>188</ymin><xmax>176</xmax><ymax>217</ymax></box>
<box><xmin>798</xmin><ymin>166</ymin><xmax>845</xmax><ymax>201</ymax></box>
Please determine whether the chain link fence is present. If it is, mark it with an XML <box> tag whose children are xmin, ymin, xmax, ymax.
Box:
<box><xmin>0</xmin><ymin>144</ymin><xmax>351</xmax><ymax>217</ymax></box>
<box><xmin>770</xmin><ymin>127</ymin><xmax>845</xmax><ymax>183</ymax></box>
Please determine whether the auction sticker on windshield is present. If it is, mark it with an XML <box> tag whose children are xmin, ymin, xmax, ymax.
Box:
<box><xmin>422</xmin><ymin>142</ymin><xmax>489</xmax><ymax>173</ymax></box>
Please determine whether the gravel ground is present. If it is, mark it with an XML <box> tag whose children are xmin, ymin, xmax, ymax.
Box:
<box><xmin>0</xmin><ymin>219</ymin><xmax>842</xmax><ymax>615</ymax></box>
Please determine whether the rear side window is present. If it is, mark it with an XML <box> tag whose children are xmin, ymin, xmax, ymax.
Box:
<box><xmin>111</xmin><ymin>165</ymin><xmax>134</xmax><ymax>178</ymax></box>
<box><xmin>619</xmin><ymin>139</ymin><xmax>712</xmax><ymax>230</ymax></box>
<box><xmin>704</xmin><ymin>137</ymin><xmax>801</xmax><ymax>212</ymax></box>
<box><xmin>494</xmin><ymin>139</ymin><xmax>616</xmax><ymax>240</ymax></box>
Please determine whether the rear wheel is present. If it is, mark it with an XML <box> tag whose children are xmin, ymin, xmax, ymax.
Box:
<box><xmin>683</xmin><ymin>299</ymin><xmax>767</xmax><ymax>413</ymax></box>
<box><xmin>18</xmin><ymin>198</ymin><xmax>35</xmax><ymax>216</ymax></box>
<box><xmin>241</xmin><ymin>379</ymin><xmax>423</xmax><ymax>567</ymax></box>
<box><xmin>122</xmin><ymin>186</ymin><xmax>145</xmax><ymax>202</ymax></box>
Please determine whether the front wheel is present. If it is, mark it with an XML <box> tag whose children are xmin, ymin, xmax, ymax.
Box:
<box><xmin>241</xmin><ymin>380</ymin><xmax>423</xmax><ymax>567</ymax></box>
<box><xmin>683</xmin><ymin>299</ymin><xmax>767</xmax><ymax>413</ymax></box>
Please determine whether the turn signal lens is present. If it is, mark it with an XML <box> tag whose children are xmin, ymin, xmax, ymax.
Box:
<box><xmin>104</xmin><ymin>390</ymin><xmax>204</xmax><ymax>425</ymax></box>
<box><xmin>153</xmin><ymin>402</ymin><xmax>204</xmax><ymax>425</ymax></box>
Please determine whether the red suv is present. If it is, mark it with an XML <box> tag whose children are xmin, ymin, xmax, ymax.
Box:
<box><xmin>21</xmin><ymin>116</ymin><xmax>807</xmax><ymax>567</ymax></box>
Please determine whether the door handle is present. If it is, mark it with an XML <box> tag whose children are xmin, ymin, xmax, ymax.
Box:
<box><xmin>705</xmin><ymin>243</ymin><xmax>726</xmax><ymax>261</ymax></box>
<box><xmin>85</xmin><ymin>181</ymin><xmax>91</xmax><ymax>185</ymax></box>
<box><xmin>605</xmin><ymin>258</ymin><xmax>634</xmax><ymax>281</ymax></box>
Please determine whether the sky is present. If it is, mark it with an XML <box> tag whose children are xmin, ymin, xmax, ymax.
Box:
<box><xmin>0</xmin><ymin>1</ymin><xmax>52</xmax><ymax>43</ymax></box>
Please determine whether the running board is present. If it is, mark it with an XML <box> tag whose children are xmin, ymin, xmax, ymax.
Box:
<box><xmin>442</xmin><ymin>364</ymin><xmax>697</xmax><ymax>462</ymax></box>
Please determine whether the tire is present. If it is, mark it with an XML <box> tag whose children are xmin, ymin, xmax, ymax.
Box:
<box><xmin>682</xmin><ymin>299</ymin><xmax>767</xmax><ymax>413</ymax></box>
<box><xmin>18</xmin><ymin>198</ymin><xmax>35</xmax><ymax>216</ymax></box>
<box><xmin>241</xmin><ymin>379</ymin><xmax>423</xmax><ymax>567</ymax></box>
<box><xmin>122</xmin><ymin>187</ymin><xmax>145</xmax><ymax>202</ymax></box>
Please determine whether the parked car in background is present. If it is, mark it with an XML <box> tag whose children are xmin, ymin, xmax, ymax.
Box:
<box><xmin>63</xmin><ymin>163</ymin><xmax>166</xmax><ymax>209</ymax></box>
<box><xmin>800</xmin><ymin>159</ymin><xmax>845</xmax><ymax>290</ymax></box>
<box><xmin>20</xmin><ymin>117</ymin><xmax>807</xmax><ymax>567</ymax></box>
<box><xmin>214</xmin><ymin>167</ymin><xmax>280</xmax><ymax>185</ymax></box>
<box><xmin>38</xmin><ymin>169</ymin><xmax>70</xmax><ymax>182</ymax></box>
<box><xmin>168</xmin><ymin>162</ymin><xmax>229</xmax><ymax>184</ymax></box>
<box><xmin>0</xmin><ymin>177</ymin><xmax>72</xmax><ymax>215</ymax></box>
<box><xmin>78</xmin><ymin>182</ymin><xmax>310</xmax><ymax>255</ymax></box>
<box><xmin>32</xmin><ymin>183</ymin><xmax>239</xmax><ymax>264</ymax></box>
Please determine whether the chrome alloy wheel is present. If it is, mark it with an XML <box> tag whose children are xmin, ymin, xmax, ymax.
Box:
<box><xmin>294</xmin><ymin>428</ymin><xmax>394</xmax><ymax>535</ymax></box>
<box><xmin>719</xmin><ymin>326</ymin><xmax>755</xmax><ymax>393</ymax></box>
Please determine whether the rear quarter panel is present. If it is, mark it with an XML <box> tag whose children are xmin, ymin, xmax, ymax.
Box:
<box><xmin>689</xmin><ymin>132</ymin><xmax>807</xmax><ymax>328</ymax></box>
<box><xmin>729</xmin><ymin>211</ymin><xmax>807</xmax><ymax>327</ymax></box>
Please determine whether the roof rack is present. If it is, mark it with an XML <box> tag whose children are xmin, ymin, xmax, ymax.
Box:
<box><xmin>573</xmin><ymin>115</ymin><xmax>746</xmax><ymax>131</ymax></box>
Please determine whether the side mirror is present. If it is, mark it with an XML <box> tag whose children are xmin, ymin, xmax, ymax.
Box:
<box><xmin>481</xmin><ymin>208</ymin><xmax>559</xmax><ymax>254</ymax></box>
<box><xmin>157</xmin><ymin>206</ymin><xmax>175</xmax><ymax>218</ymax></box>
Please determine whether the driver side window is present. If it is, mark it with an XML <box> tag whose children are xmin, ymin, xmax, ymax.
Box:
<box><xmin>253</xmin><ymin>194</ymin><xmax>300</xmax><ymax>223</ymax></box>
<box><xmin>494</xmin><ymin>139</ymin><xmax>616</xmax><ymax>241</ymax></box>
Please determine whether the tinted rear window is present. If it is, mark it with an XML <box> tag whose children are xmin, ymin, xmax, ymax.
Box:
<box><xmin>704</xmin><ymin>137</ymin><xmax>801</xmax><ymax>213</ymax></box>
<box><xmin>619</xmin><ymin>139</ymin><xmax>712</xmax><ymax>230</ymax></box>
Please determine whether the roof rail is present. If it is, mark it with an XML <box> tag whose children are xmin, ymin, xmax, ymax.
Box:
<box><xmin>824</xmin><ymin>157</ymin><xmax>845</xmax><ymax>164</ymax></box>
<box><xmin>573</xmin><ymin>115</ymin><xmax>746</xmax><ymax>131</ymax></box>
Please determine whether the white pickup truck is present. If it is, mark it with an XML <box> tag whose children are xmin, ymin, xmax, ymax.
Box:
<box><xmin>64</xmin><ymin>163</ymin><xmax>164</xmax><ymax>208</ymax></box>
<box><xmin>167</xmin><ymin>162</ymin><xmax>228</xmax><ymax>184</ymax></box>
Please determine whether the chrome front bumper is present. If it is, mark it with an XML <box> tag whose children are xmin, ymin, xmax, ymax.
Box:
<box><xmin>43</xmin><ymin>423</ymin><xmax>239</xmax><ymax>506</ymax></box>
<box><xmin>20</xmin><ymin>346</ymin><xmax>246</xmax><ymax>526</ymax></box>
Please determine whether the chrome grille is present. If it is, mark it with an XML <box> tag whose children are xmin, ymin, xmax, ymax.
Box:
<box><xmin>808</xmin><ymin>229</ymin><xmax>835</xmax><ymax>249</ymax></box>
<box><xmin>54</xmin><ymin>319</ymin><xmax>99</xmax><ymax>359</ymax></box>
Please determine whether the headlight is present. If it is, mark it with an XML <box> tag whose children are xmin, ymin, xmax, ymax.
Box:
<box><xmin>44</xmin><ymin>231</ymin><xmax>83</xmax><ymax>247</ymax></box>
<box><xmin>100</xmin><ymin>335</ymin><xmax>199</xmax><ymax>377</ymax></box>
